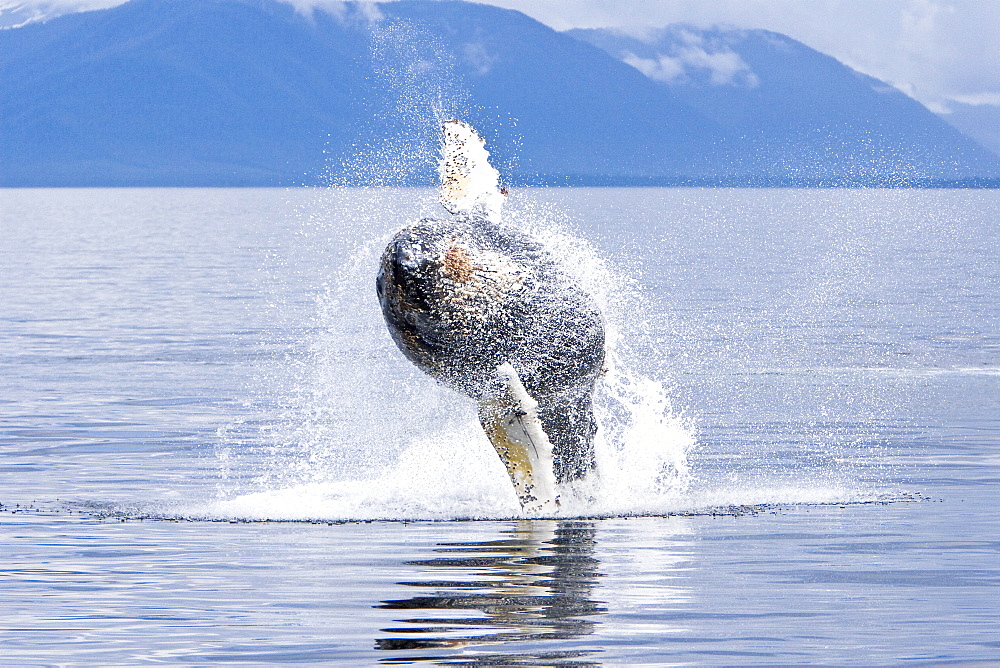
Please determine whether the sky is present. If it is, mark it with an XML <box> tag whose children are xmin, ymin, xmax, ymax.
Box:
<box><xmin>2</xmin><ymin>0</ymin><xmax>998</xmax><ymax>116</ymax></box>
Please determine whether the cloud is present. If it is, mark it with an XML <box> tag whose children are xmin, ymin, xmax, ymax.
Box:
<box><xmin>461</xmin><ymin>42</ymin><xmax>497</xmax><ymax>76</ymax></box>
<box><xmin>946</xmin><ymin>93</ymin><xmax>1000</xmax><ymax>108</ymax></box>
<box><xmin>622</xmin><ymin>53</ymin><xmax>684</xmax><ymax>84</ymax></box>
<box><xmin>279</xmin><ymin>0</ymin><xmax>348</xmax><ymax>20</ymax></box>
<box><xmin>0</xmin><ymin>0</ymin><xmax>126</xmax><ymax>27</ymax></box>
<box><xmin>278</xmin><ymin>0</ymin><xmax>382</xmax><ymax>23</ymax></box>
<box><xmin>618</xmin><ymin>28</ymin><xmax>759</xmax><ymax>87</ymax></box>
<box><xmin>623</xmin><ymin>44</ymin><xmax>758</xmax><ymax>87</ymax></box>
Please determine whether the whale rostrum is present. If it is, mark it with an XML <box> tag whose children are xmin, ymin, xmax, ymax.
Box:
<box><xmin>376</xmin><ymin>120</ymin><xmax>605</xmax><ymax>513</ymax></box>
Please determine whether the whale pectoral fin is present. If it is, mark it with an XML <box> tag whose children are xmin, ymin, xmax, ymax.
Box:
<box><xmin>478</xmin><ymin>363</ymin><xmax>559</xmax><ymax>515</ymax></box>
<box><xmin>439</xmin><ymin>120</ymin><xmax>506</xmax><ymax>223</ymax></box>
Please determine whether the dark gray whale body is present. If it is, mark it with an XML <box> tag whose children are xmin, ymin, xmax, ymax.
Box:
<box><xmin>376</xmin><ymin>120</ymin><xmax>605</xmax><ymax>511</ymax></box>
<box><xmin>377</xmin><ymin>216</ymin><xmax>605</xmax><ymax>484</ymax></box>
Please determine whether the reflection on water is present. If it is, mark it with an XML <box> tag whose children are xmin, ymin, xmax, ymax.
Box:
<box><xmin>376</xmin><ymin>520</ymin><xmax>604</xmax><ymax>665</ymax></box>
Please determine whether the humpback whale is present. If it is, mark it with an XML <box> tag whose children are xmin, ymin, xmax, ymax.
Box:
<box><xmin>376</xmin><ymin>121</ymin><xmax>605</xmax><ymax>512</ymax></box>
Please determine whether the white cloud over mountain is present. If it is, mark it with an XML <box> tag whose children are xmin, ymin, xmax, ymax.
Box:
<box><xmin>621</xmin><ymin>31</ymin><xmax>759</xmax><ymax>88</ymax></box>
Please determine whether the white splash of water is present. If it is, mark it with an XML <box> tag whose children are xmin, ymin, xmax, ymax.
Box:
<box><xmin>184</xmin><ymin>21</ymin><xmax>888</xmax><ymax>523</ymax></box>
<box><xmin>194</xmin><ymin>181</ymin><xmax>709</xmax><ymax>522</ymax></box>
<box><xmin>193</xmin><ymin>189</ymin><xmax>892</xmax><ymax>522</ymax></box>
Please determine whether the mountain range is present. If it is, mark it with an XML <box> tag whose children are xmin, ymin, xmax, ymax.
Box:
<box><xmin>1</xmin><ymin>0</ymin><xmax>998</xmax><ymax>187</ymax></box>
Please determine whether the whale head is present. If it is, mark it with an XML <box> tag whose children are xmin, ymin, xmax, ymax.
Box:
<box><xmin>376</xmin><ymin>219</ymin><xmax>531</xmax><ymax>389</ymax></box>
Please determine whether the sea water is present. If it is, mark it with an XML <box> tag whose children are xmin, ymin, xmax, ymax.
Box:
<box><xmin>1</xmin><ymin>187</ymin><xmax>997</xmax><ymax>664</ymax></box>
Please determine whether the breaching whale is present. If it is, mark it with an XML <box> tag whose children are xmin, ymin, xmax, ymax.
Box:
<box><xmin>376</xmin><ymin>120</ymin><xmax>605</xmax><ymax>513</ymax></box>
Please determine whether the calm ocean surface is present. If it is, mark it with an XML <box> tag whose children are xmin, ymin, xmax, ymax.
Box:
<box><xmin>1</xmin><ymin>187</ymin><xmax>997</xmax><ymax>665</ymax></box>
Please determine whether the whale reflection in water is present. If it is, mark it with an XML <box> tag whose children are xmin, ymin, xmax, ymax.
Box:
<box><xmin>375</xmin><ymin>521</ymin><xmax>604</xmax><ymax>664</ymax></box>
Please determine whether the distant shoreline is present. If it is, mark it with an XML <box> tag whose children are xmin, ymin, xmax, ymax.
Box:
<box><xmin>3</xmin><ymin>181</ymin><xmax>999</xmax><ymax>189</ymax></box>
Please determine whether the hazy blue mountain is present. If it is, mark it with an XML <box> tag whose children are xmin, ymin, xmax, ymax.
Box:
<box><xmin>568</xmin><ymin>26</ymin><xmax>1000</xmax><ymax>185</ymax></box>
<box><xmin>1</xmin><ymin>0</ymin><xmax>997</xmax><ymax>186</ymax></box>
<box><xmin>0</xmin><ymin>0</ymin><xmax>730</xmax><ymax>186</ymax></box>
<box><xmin>939</xmin><ymin>102</ymin><xmax>1000</xmax><ymax>157</ymax></box>
<box><xmin>0</xmin><ymin>0</ymin><xmax>374</xmax><ymax>186</ymax></box>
